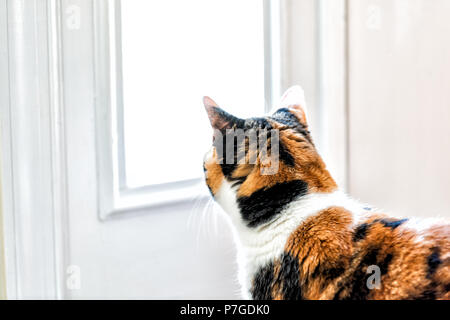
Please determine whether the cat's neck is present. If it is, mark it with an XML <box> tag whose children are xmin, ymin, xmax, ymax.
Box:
<box><xmin>231</xmin><ymin>190</ymin><xmax>366</xmax><ymax>298</ymax></box>
<box><xmin>236</xmin><ymin>190</ymin><xmax>363</xmax><ymax>246</ymax></box>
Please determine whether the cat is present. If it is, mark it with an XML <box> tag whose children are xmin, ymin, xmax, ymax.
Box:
<box><xmin>202</xmin><ymin>86</ymin><xmax>450</xmax><ymax>300</ymax></box>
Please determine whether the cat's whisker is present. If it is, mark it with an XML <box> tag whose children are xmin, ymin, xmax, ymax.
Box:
<box><xmin>195</xmin><ymin>196</ymin><xmax>215</xmax><ymax>248</ymax></box>
<box><xmin>186</xmin><ymin>188</ymin><xmax>214</xmax><ymax>252</ymax></box>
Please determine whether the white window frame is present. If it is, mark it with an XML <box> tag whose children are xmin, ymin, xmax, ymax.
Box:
<box><xmin>93</xmin><ymin>0</ymin><xmax>283</xmax><ymax>219</ymax></box>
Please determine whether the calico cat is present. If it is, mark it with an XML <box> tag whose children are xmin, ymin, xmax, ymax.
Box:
<box><xmin>202</xmin><ymin>86</ymin><xmax>450</xmax><ymax>300</ymax></box>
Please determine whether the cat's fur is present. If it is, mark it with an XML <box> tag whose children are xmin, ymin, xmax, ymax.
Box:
<box><xmin>202</xmin><ymin>86</ymin><xmax>450</xmax><ymax>300</ymax></box>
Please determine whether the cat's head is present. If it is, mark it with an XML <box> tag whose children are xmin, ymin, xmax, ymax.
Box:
<box><xmin>203</xmin><ymin>86</ymin><xmax>337</xmax><ymax>229</ymax></box>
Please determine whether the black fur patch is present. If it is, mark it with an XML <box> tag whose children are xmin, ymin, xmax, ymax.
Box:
<box><xmin>271</xmin><ymin>108</ymin><xmax>312</xmax><ymax>144</ymax></box>
<box><xmin>445</xmin><ymin>283</ymin><xmax>450</xmax><ymax>292</ymax></box>
<box><xmin>379</xmin><ymin>254</ymin><xmax>393</xmax><ymax>274</ymax></box>
<box><xmin>237</xmin><ymin>180</ymin><xmax>308</xmax><ymax>228</ymax></box>
<box><xmin>272</xmin><ymin>108</ymin><xmax>300</xmax><ymax>126</ymax></box>
<box><xmin>278</xmin><ymin>140</ymin><xmax>295</xmax><ymax>166</ymax></box>
<box><xmin>312</xmin><ymin>265</ymin><xmax>346</xmax><ymax>281</ymax></box>
<box><xmin>251</xmin><ymin>262</ymin><xmax>275</xmax><ymax>300</ymax></box>
<box><xmin>412</xmin><ymin>283</ymin><xmax>438</xmax><ymax>300</ymax></box>
<box><xmin>245</xmin><ymin>117</ymin><xmax>272</xmax><ymax>130</ymax></box>
<box><xmin>427</xmin><ymin>247</ymin><xmax>442</xmax><ymax>279</ymax></box>
<box><xmin>211</xmin><ymin>107</ymin><xmax>246</xmax><ymax>131</ymax></box>
<box><xmin>378</xmin><ymin>218</ymin><xmax>408</xmax><ymax>230</ymax></box>
<box><xmin>229</xmin><ymin>176</ymin><xmax>246</xmax><ymax>189</ymax></box>
<box><xmin>279</xmin><ymin>253</ymin><xmax>303</xmax><ymax>300</ymax></box>
<box><xmin>419</xmin><ymin>288</ymin><xmax>437</xmax><ymax>300</ymax></box>
<box><xmin>353</xmin><ymin>223</ymin><xmax>370</xmax><ymax>242</ymax></box>
<box><xmin>337</xmin><ymin>248</ymin><xmax>393</xmax><ymax>300</ymax></box>
<box><xmin>213</xmin><ymin>129</ymin><xmax>237</xmax><ymax>178</ymax></box>
<box><xmin>352</xmin><ymin>218</ymin><xmax>408</xmax><ymax>242</ymax></box>
<box><xmin>344</xmin><ymin>248</ymin><xmax>380</xmax><ymax>300</ymax></box>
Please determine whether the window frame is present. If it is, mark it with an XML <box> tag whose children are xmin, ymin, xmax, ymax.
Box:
<box><xmin>93</xmin><ymin>0</ymin><xmax>282</xmax><ymax>219</ymax></box>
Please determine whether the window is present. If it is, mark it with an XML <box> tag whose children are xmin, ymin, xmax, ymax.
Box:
<box><xmin>94</xmin><ymin>0</ymin><xmax>280</xmax><ymax>218</ymax></box>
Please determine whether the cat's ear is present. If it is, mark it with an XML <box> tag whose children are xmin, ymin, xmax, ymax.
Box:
<box><xmin>203</xmin><ymin>96</ymin><xmax>242</xmax><ymax>130</ymax></box>
<box><xmin>273</xmin><ymin>85</ymin><xmax>308</xmax><ymax>125</ymax></box>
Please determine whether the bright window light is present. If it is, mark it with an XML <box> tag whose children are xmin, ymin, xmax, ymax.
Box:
<box><xmin>120</xmin><ymin>0</ymin><xmax>265</xmax><ymax>188</ymax></box>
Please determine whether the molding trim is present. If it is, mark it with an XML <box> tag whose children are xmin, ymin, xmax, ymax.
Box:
<box><xmin>0</xmin><ymin>0</ymin><xmax>68</xmax><ymax>299</ymax></box>
<box><xmin>263</xmin><ymin>0</ymin><xmax>282</xmax><ymax>112</ymax></box>
<box><xmin>47</xmin><ymin>0</ymin><xmax>70</xmax><ymax>299</ymax></box>
<box><xmin>0</xmin><ymin>0</ymin><xmax>12</xmax><ymax>300</ymax></box>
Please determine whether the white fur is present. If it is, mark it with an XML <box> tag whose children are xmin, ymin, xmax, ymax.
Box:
<box><xmin>403</xmin><ymin>217</ymin><xmax>447</xmax><ymax>244</ymax></box>
<box><xmin>215</xmin><ymin>179</ymin><xmax>368</xmax><ymax>299</ymax></box>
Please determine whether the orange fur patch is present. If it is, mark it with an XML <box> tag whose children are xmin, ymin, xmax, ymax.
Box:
<box><xmin>204</xmin><ymin>148</ymin><xmax>224</xmax><ymax>195</ymax></box>
<box><xmin>276</xmin><ymin>207</ymin><xmax>450</xmax><ymax>300</ymax></box>
<box><xmin>285</xmin><ymin>207</ymin><xmax>354</xmax><ymax>299</ymax></box>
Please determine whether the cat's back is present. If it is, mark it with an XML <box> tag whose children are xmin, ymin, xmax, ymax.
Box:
<box><xmin>254</xmin><ymin>204</ymin><xmax>450</xmax><ymax>300</ymax></box>
<box><xmin>332</xmin><ymin>213</ymin><xmax>450</xmax><ymax>300</ymax></box>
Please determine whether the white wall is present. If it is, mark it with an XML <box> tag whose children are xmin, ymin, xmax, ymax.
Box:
<box><xmin>348</xmin><ymin>0</ymin><xmax>450</xmax><ymax>218</ymax></box>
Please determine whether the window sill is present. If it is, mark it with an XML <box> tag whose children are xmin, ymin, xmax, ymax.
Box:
<box><xmin>99</xmin><ymin>179</ymin><xmax>211</xmax><ymax>220</ymax></box>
